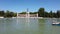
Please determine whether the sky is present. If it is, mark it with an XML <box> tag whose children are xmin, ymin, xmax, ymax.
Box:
<box><xmin>0</xmin><ymin>0</ymin><xmax>60</xmax><ymax>13</ymax></box>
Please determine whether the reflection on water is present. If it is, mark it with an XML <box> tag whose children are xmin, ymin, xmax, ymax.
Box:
<box><xmin>0</xmin><ymin>18</ymin><xmax>60</xmax><ymax>34</ymax></box>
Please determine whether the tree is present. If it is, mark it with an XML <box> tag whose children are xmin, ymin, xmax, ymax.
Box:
<box><xmin>38</xmin><ymin>8</ymin><xmax>45</xmax><ymax>17</ymax></box>
<box><xmin>19</xmin><ymin>12</ymin><xmax>26</xmax><ymax>14</ymax></box>
<box><xmin>0</xmin><ymin>10</ymin><xmax>4</xmax><ymax>16</ymax></box>
<box><xmin>49</xmin><ymin>11</ymin><xmax>53</xmax><ymax>18</ymax></box>
<box><xmin>56</xmin><ymin>10</ymin><xmax>60</xmax><ymax>18</ymax></box>
<box><xmin>29</xmin><ymin>12</ymin><xmax>37</xmax><ymax>14</ymax></box>
<box><xmin>13</xmin><ymin>13</ymin><xmax>17</xmax><ymax>17</ymax></box>
<box><xmin>44</xmin><ymin>11</ymin><xmax>49</xmax><ymax>17</ymax></box>
<box><xmin>10</xmin><ymin>12</ymin><xmax>14</xmax><ymax>17</ymax></box>
<box><xmin>4</xmin><ymin>10</ymin><xmax>14</xmax><ymax>18</ymax></box>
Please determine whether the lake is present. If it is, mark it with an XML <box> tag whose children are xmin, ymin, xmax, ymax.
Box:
<box><xmin>0</xmin><ymin>18</ymin><xmax>60</xmax><ymax>34</ymax></box>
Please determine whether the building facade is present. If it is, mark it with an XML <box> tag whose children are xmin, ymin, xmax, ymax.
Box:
<box><xmin>17</xmin><ymin>13</ymin><xmax>38</xmax><ymax>17</ymax></box>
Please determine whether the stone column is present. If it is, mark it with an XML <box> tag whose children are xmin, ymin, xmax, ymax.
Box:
<box><xmin>37</xmin><ymin>13</ymin><xmax>38</xmax><ymax>17</ymax></box>
<box><xmin>17</xmin><ymin>13</ymin><xmax>18</xmax><ymax>18</ymax></box>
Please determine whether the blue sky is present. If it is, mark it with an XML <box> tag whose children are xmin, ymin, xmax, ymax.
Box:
<box><xmin>0</xmin><ymin>0</ymin><xmax>60</xmax><ymax>12</ymax></box>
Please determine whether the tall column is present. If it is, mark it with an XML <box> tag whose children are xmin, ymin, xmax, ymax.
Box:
<box><xmin>17</xmin><ymin>13</ymin><xmax>18</xmax><ymax>18</ymax></box>
<box><xmin>37</xmin><ymin>13</ymin><xmax>38</xmax><ymax>17</ymax></box>
<box><xmin>27</xmin><ymin>12</ymin><xmax>29</xmax><ymax>18</ymax></box>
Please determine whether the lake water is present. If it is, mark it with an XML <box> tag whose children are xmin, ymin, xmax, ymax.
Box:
<box><xmin>0</xmin><ymin>18</ymin><xmax>60</xmax><ymax>34</ymax></box>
